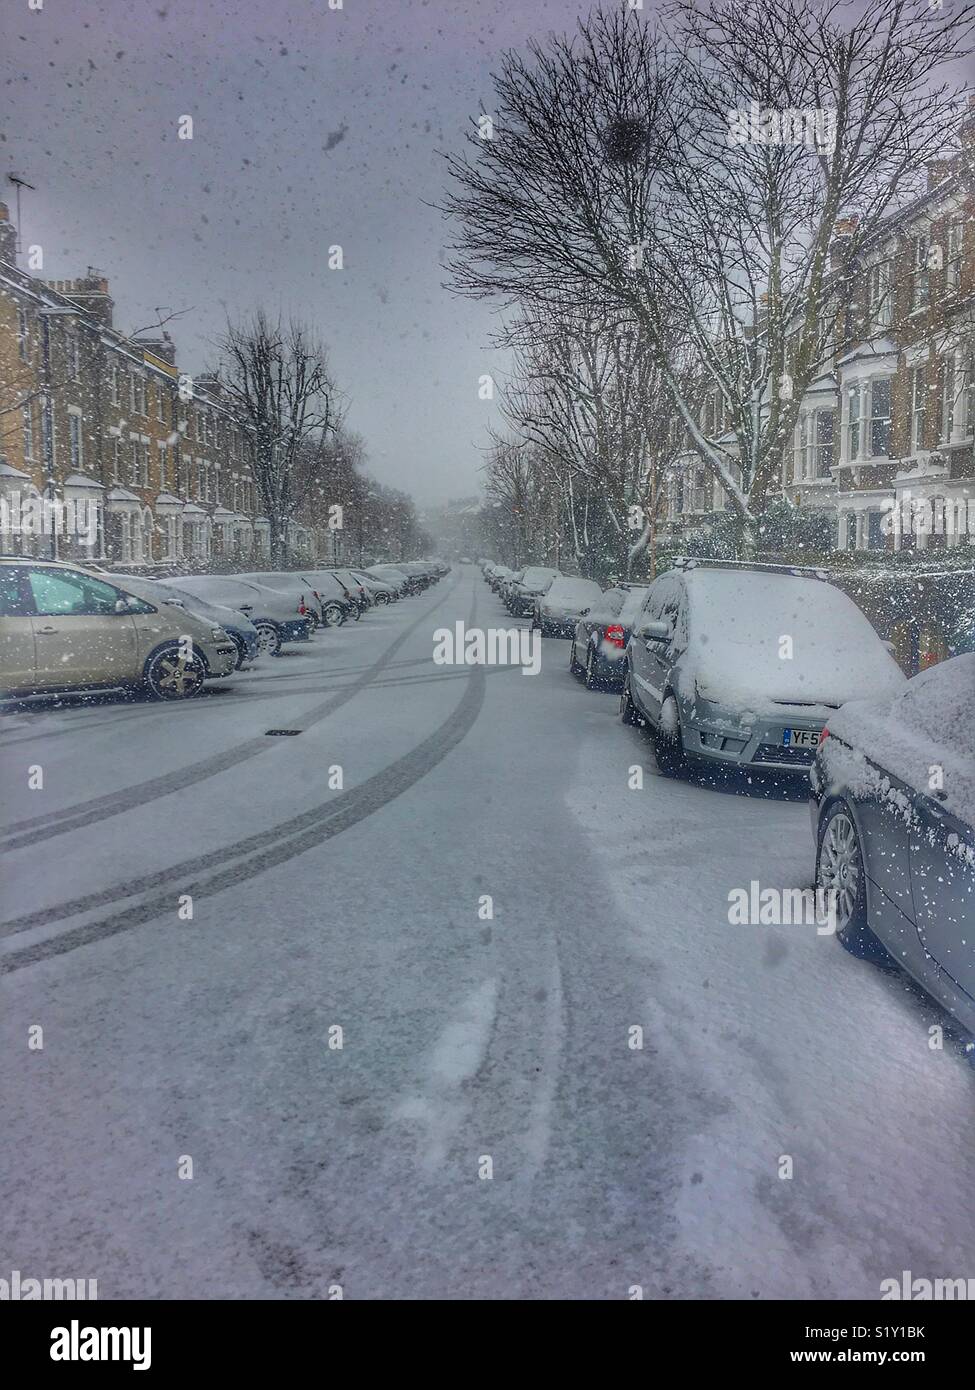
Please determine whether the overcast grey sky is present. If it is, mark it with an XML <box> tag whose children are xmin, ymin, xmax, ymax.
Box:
<box><xmin>0</xmin><ymin>0</ymin><xmax>604</xmax><ymax>504</ymax></box>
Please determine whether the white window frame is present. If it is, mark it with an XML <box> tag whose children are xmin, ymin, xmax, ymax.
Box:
<box><xmin>22</xmin><ymin>401</ymin><xmax>34</xmax><ymax>460</ymax></box>
<box><xmin>866</xmin><ymin>261</ymin><xmax>892</xmax><ymax>329</ymax></box>
<box><xmin>911</xmin><ymin>365</ymin><xmax>926</xmax><ymax>452</ymax></box>
<box><xmin>67</xmin><ymin>408</ymin><xmax>83</xmax><ymax>470</ymax></box>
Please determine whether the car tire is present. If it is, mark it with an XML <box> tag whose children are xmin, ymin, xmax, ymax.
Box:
<box><xmin>620</xmin><ymin>671</ymin><xmax>641</xmax><ymax>726</ymax></box>
<box><xmin>230</xmin><ymin>634</ymin><xmax>248</xmax><ymax>669</ymax></box>
<box><xmin>816</xmin><ymin>801</ymin><xmax>891</xmax><ymax>962</ymax></box>
<box><xmin>254</xmin><ymin>621</ymin><xmax>282</xmax><ymax>657</ymax></box>
<box><xmin>569</xmin><ymin>641</ymin><xmax>583</xmax><ymax>676</ymax></box>
<box><xmin>584</xmin><ymin>646</ymin><xmax>601</xmax><ymax>690</ymax></box>
<box><xmin>653</xmin><ymin>693</ymin><xmax>687</xmax><ymax>777</ymax></box>
<box><xmin>322</xmin><ymin>603</ymin><xmax>346</xmax><ymax>627</ymax></box>
<box><xmin>376</xmin><ymin>593</ymin><xmax>390</xmax><ymax>605</ymax></box>
<box><xmin>142</xmin><ymin>643</ymin><xmax>207</xmax><ymax>701</ymax></box>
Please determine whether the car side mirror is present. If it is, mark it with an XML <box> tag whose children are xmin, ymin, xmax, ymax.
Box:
<box><xmin>637</xmin><ymin>619</ymin><xmax>670</xmax><ymax>642</ymax></box>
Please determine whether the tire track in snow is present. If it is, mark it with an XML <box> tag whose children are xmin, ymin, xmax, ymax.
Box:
<box><xmin>0</xmin><ymin>574</ymin><xmax>462</xmax><ymax>853</ymax></box>
<box><xmin>0</xmin><ymin>593</ymin><xmax>486</xmax><ymax>974</ymax></box>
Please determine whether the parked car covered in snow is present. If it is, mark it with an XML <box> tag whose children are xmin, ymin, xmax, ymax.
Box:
<box><xmin>233</xmin><ymin>571</ymin><xmax>325</xmax><ymax>628</ymax></box>
<box><xmin>532</xmin><ymin>576</ymin><xmax>604</xmax><ymax>637</ymax></box>
<box><xmin>112</xmin><ymin>575</ymin><xmax>259</xmax><ymax>669</ymax></box>
<box><xmin>811</xmin><ymin>654</ymin><xmax>975</xmax><ymax>1038</ymax></box>
<box><xmin>620</xmin><ymin>560</ymin><xmax>906</xmax><ymax>778</ymax></box>
<box><xmin>154</xmin><ymin>575</ymin><xmax>313</xmax><ymax>657</ymax></box>
<box><xmin>290</xmin><ymin>571</ymin><xmax>357</xmax><ymax>625</ymax></box>
<box><xmin>348</xmin><ymin>568</ymin><xmax>397</xmax><ymax>604</ymax></box>
<box><xmin>570</xmin><ymin>583</ymin><xmax>652</xmax><ymax>690</ymax></box>
<box><xmin>507</xmin><ymin>566</ymin><xmax>560</xmax><ymax>616</ymax></box>
<box><xmin>367</xmin><ymin>564</ymin><xmax>421</xmax><ymax>595</ymax></box>
<box><xmin>0</xmin><ymin>558</ymin><xmax>238</xmax><ymax>701</ymax></box>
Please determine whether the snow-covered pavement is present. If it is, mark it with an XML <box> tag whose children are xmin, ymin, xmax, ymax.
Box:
<box><xmin>1</xmin><ymin>565</ymin><xmax>972</xmax><ymax>1299</ymax></box>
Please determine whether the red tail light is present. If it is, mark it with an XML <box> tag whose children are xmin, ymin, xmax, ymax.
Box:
<box><xmin>819</xmin><ymin>726</ymin><xmax>830</xmax><ymax>744</ymax></box>
<box><xmin>604</xmin><ymin>624</ymin><xmax>626</xmax><ymax>649</ymax></box>
<box><xmin>298</xmin><ymin>596</ymin><xmax>307</xmax><ymax>614</ymax></box>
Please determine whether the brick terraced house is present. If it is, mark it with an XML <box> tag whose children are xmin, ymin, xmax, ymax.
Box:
<box><xmin>0</xmin><ymin>203</ymin><xmax>319</xmax><ymax>569</ymax></box>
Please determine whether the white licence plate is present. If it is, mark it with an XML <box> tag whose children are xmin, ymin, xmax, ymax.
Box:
<box><xmin>783</xmin><ymin>728</ymin><xmax>820</xmax><ymax>749</ymax></box>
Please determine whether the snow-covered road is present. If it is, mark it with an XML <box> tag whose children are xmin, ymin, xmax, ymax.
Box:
<box><xmin>1</xmin><ymin>565</ymin><xmax>972</xmax><ymax>1299</ymax></box>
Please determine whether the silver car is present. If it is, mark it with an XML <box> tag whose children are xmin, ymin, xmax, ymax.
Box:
<box><xmin>620</xmin><ymin>559</ymin><xmax>906</xmax><ymax>778</ymax></box>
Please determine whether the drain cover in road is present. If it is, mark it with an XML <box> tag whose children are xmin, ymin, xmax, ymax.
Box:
<box><xmin>265</xmin><ymin>729</ymin><xmax>302</xmax><ymax>736</ymax></box>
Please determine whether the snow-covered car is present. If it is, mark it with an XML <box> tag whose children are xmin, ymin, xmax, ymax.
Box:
<box><xmin>397</xmin><ymin>561</ymin><xmax>438</xmax><ymax>589</ymax></box>
<box><xmin>532</xmin><ymin>576</ymin><xmax>604</xmax><ymax>637</ymax></box>
<box><xmin>811</xmin><ymin>654</ymin><xmax>975</xmax><ymax>1038</ymax></box>
<box><xmin>111</xmin><ymin>575</ymin><xmax>259</xmax><ymax>669</ymax></box>
<box><xmin>570</xmin><ymin>583</ymin><xmax>652</xmax><ymax>689</ymax></box>
<box><xmin>288</xmin><ymin>571</ymin><xmax>357</xmax><ymax>625</ymax></box>
<box><xmin>348</xmin><ymin>568</ymin><xmax>397</xmax><ymax>604</ymax></box>
<box><xmin>0</xmin><ymin>557</ymin><xmax>237</xmax><ymax>701</ymax></box>
<box><xmin>620</xmin><ymin>560</ymin><xmax>906</xmax><ymax>778</ymax></box>
<box><xmin>507</xmin><ymin>566</ymin><xmax>560</xmax><ymax>616</ymax></box>
<box><xmin>233</xmin><ymin>571</ymin><xmax>325</xmax><ymax>628</ymax></box>
<box><xmin>367</xmin><ymin>564</ymin><xmax>420</xmax><ymax>595</ymax></box>
<box><xmin>486</xmin><ymin>564</ymin><xmax>513</xmax><ymax>593</ymax></box>
<box><xmin>329</xmin><ymin>568</ymin><xmax>373</xmax><ymax>613</ymax></box>
<box><xmin>154</xmin><ymin>575</ymin><xmax>313</xmax><ymax>657</ymax></box>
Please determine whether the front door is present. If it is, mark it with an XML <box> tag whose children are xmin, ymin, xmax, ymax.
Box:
<box><xmin>25</xmin><ymin>566</ymin><xmax>139</xmax><ymax>690</ymax></box>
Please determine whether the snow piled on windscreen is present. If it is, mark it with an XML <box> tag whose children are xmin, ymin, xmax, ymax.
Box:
<box><xmin>686</xmin><ymin>569</ymin><xmax>905</xmax><ymax>708</ymax></box>
<box><xmin>828</xmin><ymin>653</ymin><xmax>975</xmax><ymax>828</ymax></box>
<box><xmin>546</xmin><ymin>578</ymin><xmax>604</xmax><ymax>608</ymax></box>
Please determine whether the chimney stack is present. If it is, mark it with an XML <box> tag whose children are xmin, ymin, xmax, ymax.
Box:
<box><xmin>133</xmin><ymin>330</ymin><xmax>177</xmax><ymax>365</ymax></box>
<box><xmin>44</xmin><ymin>269</ymin><xmax>114</xmax><ymax>327</ymax></box>
<box><xmin>829</xmin><ymin>215</ymin><xmax>860</xmax><ymax>269</ymax></box>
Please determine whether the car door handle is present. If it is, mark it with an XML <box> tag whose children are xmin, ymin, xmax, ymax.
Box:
<box><xmin>35</xmin><ymin>625</ymin><xmax>59</xmax><ymax>634</ymax></box>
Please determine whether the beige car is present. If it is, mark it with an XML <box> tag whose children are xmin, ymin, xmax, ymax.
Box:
<box><xmin>0</xmin><ymin>558</ymin><xmax>238</xmax><ymax>700</ymax></box>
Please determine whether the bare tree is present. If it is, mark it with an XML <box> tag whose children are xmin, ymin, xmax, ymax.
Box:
<box><xmin>443</xmin><ymin>0</ymin><xmax>973</xmax><ymax>547</ymax></box>
<box><xmin>215</xmin><ymin>310</ymin><xmax>338</xmax><ymax>565</ymax></box>
<box><xmin>497</xmin><ymin>295</ymin><xmax>692</xmax><ymax>576</ymax></box>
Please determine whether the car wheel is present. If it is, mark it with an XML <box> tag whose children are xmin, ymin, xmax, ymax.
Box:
<box><xmin>816</xmin><ymin>802</ymin><xmax>890</xmax><ymax>961</ymax></box>
<box><xmin>322</xmin><ymin>603</ymin><xmax>346</xmax><ymax>627</ymax></box>
<box><xmin>584</xmin><ymin>646</ymin><xmax>601</xmax><ymax>690</ymax></box>
<box><xmin>654</xmin><ymin>693</ymin><xmax>687</xmax><ymax>777</ymax></box>
<box><xmin>143</xmin><ymin>644</ymin><xmax>207</xmax><ymax>701</ymax></box>
<box><xmin>350</xmin><ymin>604</ymin><xmax>362</xmax><ymax>621</ymax></box>
<box><xmin>254</xmin><ymin>621</ymin><xmax>282</xmax><ymax>657</ymax></box>
<box><xmin>230</xmin><ymin>634</ymin><xmax>248</xmax><ymax>669</ymax></box>
<box><xmin>569</xmin><ymin>641</ymin><xmax>583</xmax><ymax>676</ymax></box>
<box><xmin>376</xmin><ymin>593</ymin><xmax>390</xmax><ymax>605</ymax></box>
<box><xmin>620</xmin><ymin>671</ymin><xmax>641</xmax><ymax>725</ymax></box>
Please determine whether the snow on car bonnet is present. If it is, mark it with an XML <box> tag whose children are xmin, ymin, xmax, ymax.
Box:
<box><xmin>685</xmin><ymin>569</ymin><xmax>905</xmax><ymax>708</ymax></box>
<box><xmin>828</xmin><ymin>653</ymin><xmax>975</xmax><ymax>828</ymax></box>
